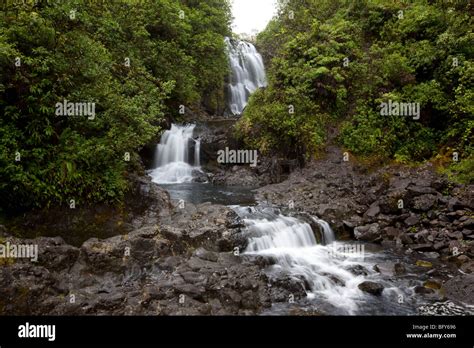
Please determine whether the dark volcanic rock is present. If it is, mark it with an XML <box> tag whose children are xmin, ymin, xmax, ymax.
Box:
<box><xmin>441</xmin><ymin>274</ymin><xmax>474</xmax><ymax>305</ymax></box>
<box><xmin>354</xmin><ymin>223</ymin><xmax>380</xmax><ymax>242</ymax></box>
<box><xmin>404</xmin><ymin>215</ymin><xmax>420</xmax><ymax>226</ymax></box>
<box><xmin>358</xmin><ymin>281</ymin><xmax>384</xmax><ymax>296</ymax></box>
<box><xmin>412</xmin><ymin>194</ymin><xmax>437</xmax><ymax>211</ymax></box>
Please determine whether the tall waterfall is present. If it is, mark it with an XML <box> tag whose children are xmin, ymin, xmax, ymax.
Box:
<box><xmin>233</xmin><ymin>206</ymin><xmax>382</xmax><ymax>314</ymax></box>
<box><xmin>149</xmin><ymin>124</ymin><xmax>201</xmax><ymax>184</ymax></box>
<box><xmin>225</xmin><ymin>37</ymin><xmax>267</xmax><ymax>115</ymax></box>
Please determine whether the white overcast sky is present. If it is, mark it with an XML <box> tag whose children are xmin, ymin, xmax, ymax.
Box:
<box><xmin>231</xmin><ymin>0</ymin><xmax>277</xmax><ymax>35</ymax></box>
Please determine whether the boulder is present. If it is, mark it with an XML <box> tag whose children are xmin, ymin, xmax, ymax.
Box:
<box><xmin>404</xmin><ymin>215</ymin><xmax>420</xmax><ymax>227</ymax></box>
<box><xmin>365</xmin><ymin>202</ymin><xmax>380</xmax><ymax>218</ymax></box>
<box><xmin>412</xmin><ymin>194</ymin><xmax>437</xmax><ymax>211</ymax></box>
<box><xmin>394</xmin><ymin>263</ymin><xmax>406</xmax><ymax>275</ymax></box>
<box><xmin>358</xmin><ymin>281</ymin><xmax>384</xmax><ymax>296</ymax></box>
<box><xmin>460</xmin><ymin>261</ymin><xmax>474</xmax><ymax>274</ymax></box>
<box><xmin>441</xmin><ymin>274</ymin><xmax>474</xmax><ymax>305</ymax></box>
<box><xmin>354</xmin><ymin>223</ymin><xmax>381</xmax><ymax>242</ymax></box>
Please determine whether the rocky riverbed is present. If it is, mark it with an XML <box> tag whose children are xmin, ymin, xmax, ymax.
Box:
<box><xmin>0</xmin><ymin>145</ymin><xmax>472</xmax><ymax>315</ymax></box>
<box><xmin>255</xmin><ymin>145</ymin><xmax>474</xmax><ymax>311</ymax></box>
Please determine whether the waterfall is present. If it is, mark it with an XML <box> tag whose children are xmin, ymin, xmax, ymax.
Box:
<box><xmin>312</xmin><ymin>217</ymin><xmax>336</xmax><ymax>245</ymax></box>
<box><xmin>233</xmin><ymin>206</ymin><xmax>378</xmax><ymax>314</ymax></box>
<box><xmin>149</xmin><ymin>124</ymin><xmax>202</xmax><ymax>184</ymax></box>
<box><xmin>225</xmin><ymin>37</ymin><xmax>267</xmax><ymax>115</ymax></box>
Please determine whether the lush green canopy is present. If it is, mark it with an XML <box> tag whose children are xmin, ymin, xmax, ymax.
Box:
<box><xmin>237</xmin><ymin>0</ymin><xmax>473</xmax><ymax>180</ymax></box>
<box><xmin>0</xmin><ymin>0</ymin><xmax>231</xmax><ymax>212</ymax></box>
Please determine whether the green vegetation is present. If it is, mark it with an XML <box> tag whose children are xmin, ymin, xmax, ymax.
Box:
<box><xmin>237</xmin><ymin>0</ymin><xmax>473</xmax><ymax>178</ymax></box>
<box><xmin>0</xmin><ymin>0</ymin><xmax>231</xmax><ymax>212</ymax></box>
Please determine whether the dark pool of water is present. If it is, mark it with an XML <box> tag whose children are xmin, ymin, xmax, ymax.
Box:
<box><xmin>160</xmin><ymin>182</ymin><xmax>257</xmax><ymax>206</ymax></box>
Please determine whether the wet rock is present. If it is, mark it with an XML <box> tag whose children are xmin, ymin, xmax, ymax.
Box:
<box><xmin>418</xmin><ymin>301</ymin><xmax>471</xmax><ymax>316</ymax></box>
<box><xmin>441</xmin><ymin>274</ymin><xmax>474</xmax><ymax>305</ymax></box>
<box><xmin>384</xmin><ymin>227</ymin><xmax>401</xmax><ymax>240</ymax></box>
<box><xmin>191</xmin><ymin>169</ymin><xmax>209</xmax><ymax>183</ymax></box>
<box><xmin>194</xmin><ymin>248</ymin><xmax>219</xmax><ymax>262</ymax></box>
<box><xmin>365</xmin><ymin>202</ymin><xmax>380</xmax><ymax>218</ymax></box>
<box><xmin>424</xmin><ymin>280</ymin><xmax>441</xmax><ymax>290</ymax></box>
<box><xmin>460</xmin><ymin>261</ymin><xmax>474</xmax><ymax>274</ymax></box>
<box><xmin>347</xmin><ymin>265</ymin><xmax>370</xmax><ymax>276</ymax></box>
<box><xmin>412</xmin><ymin>194</ymin><xmax>437</xmax><ymax>211</ymax></box>
<box><xmin>446</xmin><ymin>231</ymin><xmax>463</xmax><ymax>240</ymax></box>
<box><xmin>433</xmin><ymin>241</ymin><xmax>447</xmax><ymax>251</ymax></box>
<box><xmin>415</xmin><ymin>286</ymin><xmax>435</xmax><ymax>294</ymax></box>
<box><xmin>79</xmin><ymin>237</ymin><xmax>128</xmax><ymax>274</ymax></box>
<box><xmin>378</xmin><ymin>195</ymin><xmax>402</xmax><ymax>214</ymax></box>
<box><xmin>447</xmin><ymin>198</ymin><xmax>463</xmax><ymax>212</ymax></box>
<box><xmin>460</xmin><ymin>218</ymin><xmax>474</xmax><ymax>229</ymax></box>
<box><xmin>411</xmin><ymin>243</ymin><xmax>433</xmax><ymax>252</ymax></box>
<box><xmin>416</xmin><ymin>260</ymin><xmax>433</xmax><ymax>268</ymax></box>
<box><xmin>212</xmin><ymin>167</ymin><xmax>260</xmax><ymax>187</ymax></box>
<box><xmin>354</xmin><ymin>223</ymin><xmax>380</xmax><ymax>242</ymax></box>
<box><xmin>414</xmin><ymin>230</ymin><xmax>430</xmax><ymax>244</ymax></box>
<box><xmin>358</xmin><ymin>281</ymin><xmax>384</xmax><ymax>296</ymax></box>
<box><xmin>423</xmin><ymin>252</ymin><xmax>440</xmax><ymax>259</ymax></box>
<box><xmin>408</xmin><ymin>186</ymin><xmax>437</xmax><ymax>196</ymax></box>
<box><xmin>456</xmin><ymin>255</ymin><xmax>470</xmax><ymax>264</ymax></box>
<box><xmin>398</xmin><ymin>233</ymin><xmax>414</xmax><ymax>245</ymax></box>
<box><xmin>394</xmin><ymin>263</ymin><xmax>406</xmax><ymax>275</ymax></box>
<box><xmin>180</xmin><ymin>271</ymin><xmax>206</xmax><ymax>285</ymax></box>
<box><xmin>35</xmin><ymin>237</ymin><xmax>80</xmax><ymax>271</ymax></box>
<box><xmin>404</xmin><ymin>215</ymin><xmax>420</xmax><ymax>226</ymax></box>
<box><xmin>461</xmin><ymin>229</ymin><xmax>472</xmax><ymax>237</ymax></box>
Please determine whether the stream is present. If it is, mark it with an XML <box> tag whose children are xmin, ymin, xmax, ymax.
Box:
<box><xmin>146</xmin><ymin>123</ymin><xmax>440</xmax><ymax>315</ymax></box>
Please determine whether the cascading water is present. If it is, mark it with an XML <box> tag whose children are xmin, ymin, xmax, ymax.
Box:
<box><xmin>225</xmin><ymin>37</ymin><xmax>267</xmax><ymax>115</ymax></box>
<box><xmin>149</xmin><ymin>124</ymin><xmax>202</xmax><ymax>184</ymax></box>
<box><xmin>234</xmin><ymin>206</ymin><xmax>408</xmax><ymax>314</ymax></box>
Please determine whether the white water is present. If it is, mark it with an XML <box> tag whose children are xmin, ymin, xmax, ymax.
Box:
<box><xmin>149</xmin><ymin>124</ymin><xmax>202</xmax><ymax>184</ymax></box>
<box><xmin>234</xmin><ymin>207</ymin><xmax>387</xmax><ymax>314</ymax></box>
<box><xmin>225</xmin><ymin>37</ymin><xmax>267</xmax><ymax>115</ymax></box>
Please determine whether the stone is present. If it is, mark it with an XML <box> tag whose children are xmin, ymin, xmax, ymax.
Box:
<box><xmin>416</xmin><ymin>260</ymin><xmax>433</xmax><ymax>268</ymax></box>
<box><xmin>394</xmin><ymin>263</ymin><xmax>406</xmax><ymax>275</ymax></box>
<box><xmin>433</xmin><ymin>241</ymin><xmax>447</xmax><ymax>250</ymax></box>
<box><xmin>460</xmin><ymin>261</ymin><xmax>474</xmax><ymax>274</ymax></box>
<box><xmin>405</xmin><ymin>215</ymin><xmax>420</xmax><ymax>226</ymax></box>
<box><xmin>412</xmin><ymin>194</ymin><xmax>437</xmax><ymax>211</ymax></box>
<box><xmin>424</xmin><ymin>252</ymin><xmax>440</xmax><ymax>259</ymax></box>
<box><xmin>194</xmin><ymin>247</ymin><xmax>219</xmax><ymax>262</ymax></box>
<box><xmin>384</xmin><ymin>227</ymin><xmax>401</xmax><ymax>239</ymax></box>
<box><xmin>411</xmin><ymin>243</ymin><xmax>433</xmax><ymax>251</ymax></box>
<box><xmin>365</xmin><ymin>202</ymin><xmax>380</xmax><ymax>218</ymax></box>
<box><xmin>460</xmin><ymin>218</ymin><xmax>474</xmax><ymax>229</ymax></box>
<box><xmin>446</xmin><ymin>231</ymin><xmax>463</xmax><ymax>240</ymax></box>
<box><xmin>414</xmin><ymin>286</ymin><xmax>434</xmax><ymax>294</ymax></box>
<box><xmin>347</xmin><ymin>265</ymin><xmax>369</xmax><ymax>276</ymax></box>
<box><xmin>358</xmin><ymin>281</ymin><xmax>384</xmax><ymax>296</ymax></box>
<box><xmin>447</xmin><ymin>198</ymin><xmax>463</xmax><ymax>212</ymax></box>
<box><xmin>457</xmin><ymin>255</ymin><xmax>470</xmax><ymax>264</ymax></box>
<box><xmin>407</xmin><ymin>185</ymin><xmax>437</xmax><ymax>195</ymax></box>
<box><xmin>441</xmin><ymin>274</ymin><xmax>474</xmax><ymax>305</ymax></box>
<box><xmin>424</xmin><ymin>280</ymin><xmax>441</xmax><ymax>290</ymax></box>
<box><xmin>354</xmin><ymin>223</ymin><xmax>380</xmax><ymax>242</ymax></box>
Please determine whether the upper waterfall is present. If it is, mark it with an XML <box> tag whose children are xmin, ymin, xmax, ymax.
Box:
<box><xmin>225</xmin><ymin>37</ymin><xmax>267</xmax><ymax>115</ymax></box>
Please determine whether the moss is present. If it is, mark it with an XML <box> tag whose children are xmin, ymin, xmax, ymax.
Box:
<box><xmin>441</xmin><ymin>155</ymin><xmax>474</xmax><ymax>185</ymax></box>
